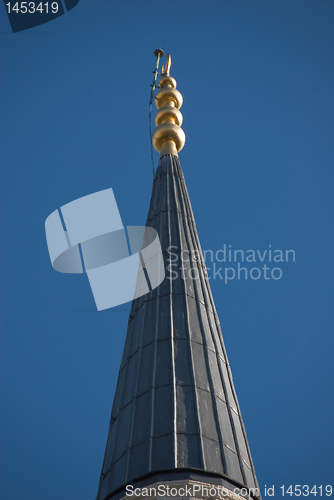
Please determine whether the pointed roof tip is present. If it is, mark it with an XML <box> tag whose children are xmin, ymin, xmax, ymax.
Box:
<box><xmin>95</xmin><ymin>154</ymin><xmax>261</xmax><ymax>500</ymax></box>
<box><xmin>152</xmin><ymin>54</ymin><xmax>186</xmax><ymax>157</ymax></box>
<box><xmin>94</xmin><ymin>55</ymin><xmax>261</xmax><ymax>500</ymax></box>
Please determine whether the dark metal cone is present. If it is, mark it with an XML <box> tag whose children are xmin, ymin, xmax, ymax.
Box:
<box><xmin>96</xmin><ymin>155</ymin><xmax>260</xmax><ymax>500</ymax></box>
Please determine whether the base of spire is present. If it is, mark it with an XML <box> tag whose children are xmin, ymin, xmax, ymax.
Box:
<box><xmin>159</xmin><ymin>139</ymin><xmax>179</xmax><ymax>157</ymax></box>
<box><xmin>97</xmin><ymin>469</ymin><xmax>261</xmax><ymax>500</ymax></box>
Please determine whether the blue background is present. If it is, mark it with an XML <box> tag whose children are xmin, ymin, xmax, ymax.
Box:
<box><xmin>1</xmin><ymin>1</ymin><xmax>333</xmax><ymax>499</ymax></box>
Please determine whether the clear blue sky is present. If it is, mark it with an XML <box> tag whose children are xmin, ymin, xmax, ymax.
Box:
<box><xmin>1</xmin><ymin>1</ymin><xmax>333</xmax><ymax>499</ymax></box>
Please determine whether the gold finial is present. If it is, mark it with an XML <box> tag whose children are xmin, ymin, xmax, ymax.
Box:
<box><xmin>152</xmin><ymin>54</ymin><xmax>186</xmax><ymax>157</ymax></box>
<box><xmin>161</xmin><ymin>53</ymin><xmax>171</xmax><ymax>76</ymax></box>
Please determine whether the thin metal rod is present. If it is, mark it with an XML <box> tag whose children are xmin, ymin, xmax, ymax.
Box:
<box><xmin>149</xmin><ymin>49</ymin><xmax>164</xmax><ymax>177</ymax></box>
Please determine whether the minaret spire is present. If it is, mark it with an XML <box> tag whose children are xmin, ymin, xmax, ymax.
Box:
<box><xmin>152</xmin><ymin>54</ymin><xmax>185</xmax><ymax>157</ymax></box>
<box><xmin>95</xmin><ymin>53</ymin><xmax>260</xmax><ymax>500</ymax></box>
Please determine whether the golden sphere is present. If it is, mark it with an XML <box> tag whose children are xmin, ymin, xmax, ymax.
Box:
<box><xmin>159</xmin><ymin>75</ymin><xmax>177</xmax><ymax>89</ymax></box>
<box><xmin>155</xmin><ymin>106</ymin><xmax>183</xmax><ymax>127</ymax></box>
<box><xmin>152</xmin><ymin>123</ymin><xmax>186</xmax><ymax>153</ymax></box>
<box><xmin>155</xmin><ymin>87</ymin><xmax>183</xmax><ymax>110</ymax></box>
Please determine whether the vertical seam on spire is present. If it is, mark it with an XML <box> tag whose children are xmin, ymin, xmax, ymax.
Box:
<box><xmin>176</xmin><ymin>167</ymin><xmax>234</xmax><ymax>477</ymax></box>
<box><xmin>148</xmin><ymin>294</ymin><xmax>159</xmax><ymax>470</ymax></box>
<box><xmin>177</xmin><ymin>162</ymin><xmax>252</xmax><ymax>487</ymax></box>
<box><xmin>97</xmin><ymin>314</ymin><xmax>139</xmax><ymax>494</ymax></box>
<box><xmin>167</xmin><ymin>159</ymin><xmax>178</xmax><ymax>468</ymax></box>
<box><xmin>197</xmin><ymin>261</ymin><xmax>255</xmax><ymax>483</ymax></box>
<box><xmin>185</xmin><ymin>242</ymin><xmax>230</xmax><ymax>476</ymax></box>
<box><xmin>171</xmin><ymin>155</ymin><xmax>205</xmax><ymax>470</ymax></box>
<box><xmin>177</xmin><ymin>163</ymin><xmax>246</xmax><ymax>480</ymax></box>
<box><xmin>124</xmin><ymin>299</ymin><xmax>148</xmax><ymax>482</ymax></box>
<box><xmin>108</xmin><ymin>368</ymin><xmax>126</xmax><ymax>472</ymax></box>
<box><xmin>174</xmin><ymin>158</ymin><xmax>226</xmax><ymax>474</ymax></box>
<box><xmin>148</xmin><ymin>169</ymin><xmax>163</xmax><ymax>471</ymax></box>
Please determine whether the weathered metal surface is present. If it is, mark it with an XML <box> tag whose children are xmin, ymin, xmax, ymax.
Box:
<box><xmin>95</xmin><ymin>155</ymin><xmax>260</xmax><ymax>500</ymax></box>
